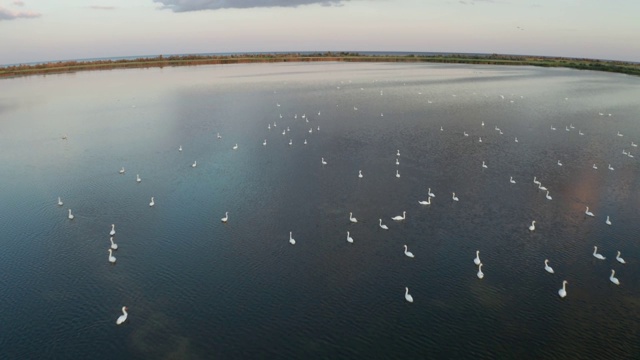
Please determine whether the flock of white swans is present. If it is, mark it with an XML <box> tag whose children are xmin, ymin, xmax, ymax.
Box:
<box><xmin>56</xmin><ymin>85</ymin><xmax>636</xmax><ymax>326</ymax></box>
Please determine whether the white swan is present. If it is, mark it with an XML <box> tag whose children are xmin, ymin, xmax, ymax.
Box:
<box><xmin>396</xmin><ymin>150</ymin><xmax>401</xmax><ymax>157</ymax></box>
<box><xmin>418</xmin><ymin>198</ymin><xmax>431</xmax><ymax>205</ymax></box>
<box><xmin>232</xmin><ymin>144</ymin><xmax>238</xmax><ymax>150</ymax></box>
<box><xmin>617</xmin><ymin>131</ymin><xmax>623</xmax><ymax>137</ymax></box>
<box><xmin>606</xmin><ymin>216</ymin><xmax>611</xmax><ymax>225</ymax></box>
<box><xmin>533</xmin><ymin>176</ymin><xmax>540</xmax><ymax>185</ymax></box>
<box><xmin>550</xmin><ymin>125</ymin><xmax>556</xmax><ymax>131</ymax></box>
<box><xmin>440</xmin><ymin>126</ymin><xmax>443</xmax><ymax>131</ymax></box>
<box><xmin>68</xmin><ymin>209</ymin><xmax>74</xmax><ymax>220</ymax></box>
<box><xmin>579</xmin><ymin>130</ymin><xmax>584</xmax><ymax>135</ymax></box>
<box><xmin>289</xmin><ymin>139</ymin><xmax>292</xmax><ymax>146</ymax></box>
<box><xmin>477</xmin><ymin>263</ymin><xmax>484</xmax><ymax>279</ymax></box>
<box><xmin>565</xmin><ymin>126</ymin><xmax>570</xmax><ymax>132</ymax></box>
<box><xmin>632</xmin><ymin>141</ymin><xmax>638</xmax><ymax>147</ymax></box>
<box><xmin>268</xmin><ymin>124</ymin><xmax>271</xmax><ymax>130</ymax></box>
<box><xmin>452</xmin><ymin>192</ymin><xmax>459</xmax><ymax>201</ymax></box>
<box><xmin>481</xmin><ymin>121</ymin><xmax>484</xmax><ymax>127</ymax></box>
<box><xmin>149</xmin><ymin>197</ymin><xmax>155</xmax><ymax>207</ymax></box>
<box><xmin>593</xmin><ymin>164</ymin><xmax>598</xmax><ymax>169</ymax></box>
<box><xmin>217</xmin><ymin>132</ymin><xmax>221</xmax><ymax>139</ymax></box>
<box><xmin>585</xmin><ymin>207</ymin><xmax>594</xmax><ymax>217</ymax></box>
<box><xmin>557</xmin><ymin>160</ymin><xmax>563</xmax><ymax>166</ymax></box>
<box><xmin>616</xmin><ymin>251</ymin><xmax>626</xmax><ymax>264</ymax></box>
<box><xmin>349</xmin><ymin>212</ymin><xmax>358</xmax><ymax>223</ymax></box>
<box><xmin>110</xmin><ymin>224</ymin><xmax>116</xmax><ymax>236</ymax></box>
<box><xmin>178</xmin><ymin>145</ymin><xmax>182</xmax><ymax>152</ymax></box>
<box><xmin>321</xmin><ymin>157</ymin><xmax>327</xmax><ymax>165</ymax></box>
<box><xmin>282</xmin><ymin>130</ymin><xmax>286</xmax><ymax>135</ymax></box>
<box><xmin>463</xmin><ymin>131</ymin><xmax>469</xmax><ymax>137</ymax></box>
<box><xmin>482</xmin><ymin>161</ymin><xmax>488</xmax><ymax>169</ymax></box>
<box><xmin>192</xmin><ymin>161</ymin><xmax>197</xmax><ymax>168</ymax></box>
<box><xmin>358</xmin><ymin>170</ymin><xmax>363</xmax><ymax>178</ymax></box>
<box><xmin>116</xmin><ymin>306</ymin><xmax>128</xmax><ymax>325</ymax></box>
<box><xmin>515</xmin><ymin>137</ymin><xmax>518</xmax><ymax>143</ymax></box>
<box><xmin>347</xmin><ymin>231</ymin><xmax>353</xmax><ymax>243</ymax></box>
<box><xmin>109</xmin><ymin>236</ymin><xmax>118</xmax><ymax>250</ymax></box>
<box><xmin>57</xmin><ymin>197</ymin><xmax>63</xmax><ymax>206</ymax></box>
<box><xmin>119</xmin><ymin>167</ymin><xmax>125</xmax><ymax>174</ymax></box>
<box><xmin>304</xmin><ymin>139</ymin><xmax>307</xmax><ymax>145</ymax></box>
<box><xmin>404</xmin><ymin>287</ymin><xmax>413</xmax><ymax>303</ymax></box>
<box><xmin>108</xmin><ymin>248</ymin><xmax>116</xmax><ymax>263</ymax></box>
<box><xmin>544</xmin><ymin>259</ymin><xmax>554</xmax><ymax>274</ymax></box>
<box><xmin>396</xmin><ymin>158</ymin><xmax>399</xmax><ymax>166</ymax></box>
<box><xmin>593</xmin><ymin>246</ymin><xmax>605</xmax><ymax>260</ymax></box>
<box><xmin>546</xmin><ymin>191</ymin><xmax>552</xmax><ymax>200</ymax></box>
<box><xmin>263</xmin><ymin>139</ymin><xmax>267</xmax><ymax>146</ymax></box>
<box><xmin>538</xmin><ymin>183</ymin><xmax>547</xmax><ymax>191</ymax></box>
<box><xmin>529</xmin><ymin>221</ymin><xmax>536</xmax><ymax>231</ymax></box>
<box><xmin>391</xmin><ymin>211</ymin><xmax>406</xmax><ymax>221</ymax></box>
<box><xmin>379</xmin><ymin>219</ymin><xmax>388</xmax><ymax>230</ymax></box>
<box><xmin>396</xmin><ymin>170</ymin><xmax>400</xmax><ymax>178</ymax></box>
<box><xmin>221</xmin><ymin>212</ymin><xmax>228</xmax><ymax>223</ymax></box>
<box><xmin>558</xmin><ymin>280</ymin><xmax>567</xmax><ymax>298</ymax></box>
<box><xmin>610</xmin><ymin>269</ymin><xmax>620</xmax><ymax>285</ymax></box>
<box><xmin>428</xmin><ymin>188</ymin><xmax>435</xmax><ymax>198</ymax></box>
<box><xmin>608</xmin><ymin>164</ymin><xmax>614</xmax><ymax>171</ymax></box>
<box><xmin>289</xmin><ymin>232</ymin><xmax>295</xmax><ymax>245</ymax></box>
<box><xmin>474</xmin><ymin>250</ymin><xmax>481</xmax><ymax>265</ymax></box>
<box><xmin>479</xmin><ymin>137</ymin><xmax>482</xmax><ymax>143</ymax></box>
<box><xmin>404</xmin><ymin>245</ymin><xmax>414</xmax><ymax>258</ymax></box>
<box><xmin>510</xmin><ymin>176</ymin><xmax>516</xmax><ymax>184</ymax></box>
<box><xmin>136</xmin><ymin>174</ymin><xmax>141</xmax><ymax>183</ymax></box>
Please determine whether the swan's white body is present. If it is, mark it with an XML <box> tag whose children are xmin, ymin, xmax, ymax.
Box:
<box><xmin>221</xmin><ymin>212</ymin><xmax>228</xmax><ymax>223</ymax></box>
<box><xmin>593</xmin><ymin>164</ymin><xmax>598</xmax><ymax>169</ymax></box>
<box><xmin>479</xmin><ymin>137</ymin><xmax>482</xmax><ymax>143</ymax></box>
<box><xmin>396</xmin><ymin>158</ymin><xmax>399</xmax><ymax>165</ymax></box>
<box><xmin>192</xmin><ymin>161</ymin><xmax>197</xmax><ymax>168</ymax></box>
<box><xmin>557</xmin><ymin>160</ymin><xmax>563</xmax><ymax>166</ymax></box>
<box><xmin>358</xmin><ymin>170</ymin><xmax>363</xmax><ymax>178</ymax></box>
<box><xmin>349</xmin><ymin>212</ymin><xmax>358</xmax><ymax>223</ymax></box>
<box><xmin>321</xmin><ymin>158</ymin><xmax>327</xmax><ymax>165</ymax></box>
<box><xmin>289</xmin><ymin>139</ymin><xmax>292</xmax><ymax>146</ymax></box>
<box><xmin>347</xmin><ymin>231</ymin><xmax>353</xmax><ymax>243</ymax></box>
<box><xmin>68</xmin><ymin>209</ymin><xmax>74</xmax><ymax>220</ymax></box>
<box><xmin>58</xmin><ymin>197</ymin><xmax>63</xmax><ymax>206</ymax></box>
<box><xmin>396</xmin><ymin>150</ymin><xmax>401</xmax><ymax>157</ymax></box>
<box><xmin>593</xmin><ymin>246</ymin><xmax>605</xmax><ymax>260</ymax></box>
<box><xmin>538</xmin><ymin>183</ymin><xmax>547</xmax><ymax>191</ymax></box>
<box><xmin>515</xmin><ymin>137</ymin><xmax>518</xmax><ymax>143</ymax></box>
<box><xmin>482</xmin><ymin>161</ymin><xmax>488</xmax><ymax>169</ymax></box>
<box><xmin>379</xmin><ymin>219</ymin><xmax>388</xmax><ymax>230</ymax></box>
<box><xmin>110</xmin><ymin>224</ymin><xmax>116</xmax><ymax>236</ymax></box>
<box><xmin>110</xmin><ymin>236</ymin><xmax>118</xmax><ymax>250</ymax></box>
<box><xmin>116</xmin><ymin>306</ymin><xmax>128</xmax><ymax>325</ymax></box>
<box><xmin>289</xmin><ymin>232</ymin><xmax>295</xmax><ymax>245</ymax></box>
<box><xmin>418</xmin><ymin>198</ymin><xmax>431</xmax><ymax>205</ymax></box>
<box><xmin>608</xmin><ymin>164</ymin><xmax>614</xmax><ymax>171</ymax></box>
<box><xmin>632</xmin><ymin>141</ymin><xmax>638</xmax><ymax>147</ymax></box>
<box><xmin>510</xmin><ymin>176</ymin><xmax>516</xmax><ymax>184</ymax></box>
<box><xmin>558</xmin><ymin>281</ymin><xmax>567</xmax><ymax>298</ymax></box>
<box><xmin>616</xmin><ymin>251</ymin><xmax>626</xmax><ymax>264</ymax></box>
<box><xmin>606</xmin><ymin>216</ymin><xmax>611</xmax><ymax>225</ymax></box>
<box><xmin>136</xmin><ymin>174</ymin><xmax>141</xmax><ymax>183</ymax></box>
<box><xmin>452</xmin><ymin>192</ymin><xmax>459</xmax><ymax>201</ymax></box>
<box><xmin>304</xmin><ymin>139</ymin><xmax>307</xmax><ymax>145</ymax></box>
<box><xmin>217</xmin><ymin>132</ymin><xmax>222</xmax><ymax>139</ymax></box>
<box><xmin>149</xmin><ymin>197</ymin><xmax>155</xmax><ymax>207</ymax></box>
<box><xmin>233</xmin><ymin>144</ymin><xmax>238</xmax><ymax>150</ymax></box>
<box><xmin>108</xmin><ymin>249</ymin><xmax>116</xmax><ymax>263</ymax></box>
<box><xmin>119</xmin><ymin>167</ymin><xmax>125</xmax><ymax>174</ymax></box>
<box><xmin>404</xmin><ymin>287</ymin><xmax>413</xmax><ymax>303</ymax></box>
<box><xmin>427</xmin><ymin>188</ymin><xmax>435</xmax><ymax>198</ymax></box>
<box><xmin>178</xmin><ymin>145</ymin><xmax>182</xmax><ymax>152</ymax></box>
<box><xmin>477</xmin><ymin>263</ymin><xmax>484</xmax><ymax>279</ymax></box>
<box><xmin>546</xmin><ymin>191</ymin><xmax>552</xmax><ymax>200</ymax></box>
<box><xmin>610</xmin><ymin>269</ymin><xmax>620</xmax><ymax>285</ymax></box>
<box><xmin>474</xmin><ymin>251</ymin><xmax>481</xmax><ymax>265</ymax></box>
<box><xmin>585</xmin><ymin>207</ymin><xmax>594</xmax><ymax>217</ymax></box>
<box><xmin>529</xmin><ymin>221</ymin><xmax>536</xmax><ymax>231</ymax></box>
<box><xmin>404</xmin><ymin>245</ymin><xmax>414</xmax><ymax>258</ymax></box>
<box><xmin>396</xmin><ymin>170</ymin><xmax>400</xmax><ymax>178</ymax></box>
<box><xmin>544</xmin><ymin>259</ymin><xmax>554</xmax><ymax>274</ymax></box>
<box><xmin>263</xmin><ymin>139</ymin><xmax>267</xmax><ymax>146</ymax></box>
<box><xmin>533</xmin><ymin>176</ymin><xmax>540</xmax><ymax>185</ymax></box>
<box><xmin>392</xmin><ymin>211</ymin><xmax>406</xmax><ymax>221</ymax></box>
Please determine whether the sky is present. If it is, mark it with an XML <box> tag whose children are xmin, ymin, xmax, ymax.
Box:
<box><xmin>1</xmin><ymin>0</ymin><xmax>639</xmax><ymax>65</ymax></box>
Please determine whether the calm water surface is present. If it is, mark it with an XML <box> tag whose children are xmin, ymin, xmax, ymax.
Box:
<box><xmin>1</xmin><ymin>63</ymin><xmax>639</xmax><ymax>359</ymax></box>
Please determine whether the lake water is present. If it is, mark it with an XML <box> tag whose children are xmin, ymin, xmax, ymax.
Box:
<box><xmin>1</xmin><ymin>62</ymin><xmax>639</xmax><ymax>359</ymax></box>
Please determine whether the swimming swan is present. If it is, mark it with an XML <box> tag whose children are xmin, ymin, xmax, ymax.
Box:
<box><xmin>616</xmin><ymin>251</ymin><xmax>626</xmax><ymax>264</ymax></box>
<box><xmin>404</xmin><ymin>245</ymin><xmax>414</xmax><ymax>258</ymax></box>
<box><xmin>116</xmin><ymin>306</ymin><xmax>128</xmax><ymax>325</ymax></box>
<box><xmin>529</xmin><ymin>221</ymin><xmax>536</xmax><ymax>231</ymax></box>
<box><xmin>58</xmin><ymin>197</ymin><xmax>63</xmax><ymax>206</ymax></box>
<box><xmin>593</xmin><ymin>246</ymin><xmax>605</xmax><ymax>260</ymax></box>
<box><xmin>379</xmin><ymin>219</ymin><xmax>388</xmax><ymax>230</ymax></box>
<box><xmin>452</xmin><ymin>192</ymin><xmax>459</xmax><ymax>201</ymax></box>
<box><xmin>474</xmin><ymin>250</ymin><xmax>481</xmax><ymax>265</ymax></box>
<box><xmin>149</xmin><ymin>197</ymin><xmax>155</xmax><ymax>207</ymax></box>
<box><xmin>347</xmin><ymin>231</ymin><xmax>353</xmax><ymax>243</ymax></box>
<box><xmin>392</xmin><ymin>211</ymin><xmax>406</xmax><ymax>221</ymax></box>
<box><xmin>404</xmin><ymin>287</ymin><xmax>413</xmax><ymax>303</ymax></box>
<box><xmin>109</xmin><ymin>236</ymin><xmax>118</xmax><ymax>250</ymax></box>
<box><xmin>68</xmin><ymin>209</ymin><xmax>74</xmax><ymax>220</ymax></box>
<box><xmin>349</xmin><ymin>212</ymin><xmax>358</xmax><ymax>223</ymax></box>
<box><xmin>610</xmin><ymin>269</ymin><xmax>620</xmax><ymax>285</ymax></box>
<box><xmin>110</xmin><ymin>224</ymin><xmax>116</xmax><ymax>236</ymax></box>
<box><xmin>544</xmin><ymin>259</ymin><xmax>554</xmax><ymax>274</ymax></box>
<box><xmin>221</xmin><ymin>212</ymin><xmax>228</xmax><ymax>223</ymax></box>
<box><xmin>418</xmin><ymin>198</ymin><xmax>431</xmax><ymax>205</ymax></box>
<box><xmin>477</xmin><ymin>263</ymin><xmax>484</xmax><ymax>279</ymax></box>
<box><xmin>108</xmin><ymin>249</ymin><xmax>116</xmax><ymax>263</ymax></box>
<box><xmin>606</xmin><ymin>216</ymin><xmax>611</xmax><ymax>225</ymax></box>
<box><xmin>585</xmin><ymin>207</ymin><xmax>594</xmax><ymax>217</ymax></box>
<box><xmin>289</xmin><ymin>232</ymin><xmax>295</xmax><ymax>245</ymax></box>
<box><xmin>558</xmin><ymin>280</ymin><xmax>567</xmax><ymax>298</ymax></box>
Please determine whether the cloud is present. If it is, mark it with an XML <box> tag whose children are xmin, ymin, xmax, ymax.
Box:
<box><xmin>89</xmin><ymin>5</ymin><xmax>116</xmax><ymax>10</ymax></box>
<box><xmin>0</xmin><ymin>6</ymin><xmax>40</xmax><ymax>20</ymax></box>
<box><xmin>12</xmin><ymin>1</ymin><xmax>24</xmax><ymax>6</ymax></box>
<box><xmin>153</xmin><ymin>0</ymin><xmax>347</xmax><ymax>12</ymax></box>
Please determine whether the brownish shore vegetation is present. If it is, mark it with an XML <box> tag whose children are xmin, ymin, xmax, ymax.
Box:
<box><xmin>1</xmin><ymin>52</ymin><xmax>638</xmax><ymax>79</ymax></box>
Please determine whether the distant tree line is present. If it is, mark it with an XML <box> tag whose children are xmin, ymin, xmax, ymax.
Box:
<box><xmin>1</xmin><ymin>52</ymin><xmax>638</xmax><ymax>78</ymax></box>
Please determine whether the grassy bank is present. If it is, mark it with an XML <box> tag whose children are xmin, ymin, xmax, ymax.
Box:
<box><xmin>1</xmin><ymin>52</ymin><xmax>639</xmax><ymax>79</ymax></box>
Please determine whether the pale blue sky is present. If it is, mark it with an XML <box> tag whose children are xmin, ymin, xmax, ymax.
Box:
<box><xmin>1</xmin><ymin>0</ymin><xmax>639</xmax><ymax>65</ymax></box>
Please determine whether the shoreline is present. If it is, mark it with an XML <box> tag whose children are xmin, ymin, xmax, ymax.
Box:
<box><xmin>1</xmin><ymin>52</ymin><xmax>639</xmax><ymax>79</ymax></box>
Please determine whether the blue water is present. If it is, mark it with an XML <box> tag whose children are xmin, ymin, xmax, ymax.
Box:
<box><xmin>1</xmin><ymin>62</ymin><xmax>639</xmax><ymax>359</ymax></box>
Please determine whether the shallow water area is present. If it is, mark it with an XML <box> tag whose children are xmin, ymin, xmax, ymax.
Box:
<box><xmin>1</xmin><ymin>62</ymin><xmax>639</xmax><ymax>359</ymax></box>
